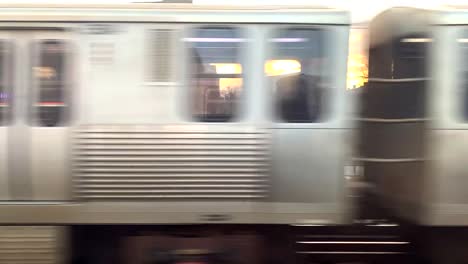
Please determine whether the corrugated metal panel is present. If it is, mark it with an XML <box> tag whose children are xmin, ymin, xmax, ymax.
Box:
<box><xmin>147</xmin><ymin>29</ymin><xmax>173</xmax><ymax>82</ymax></box>
<box><xmin>0</xmin><ymin>226</ymin><xmax>63</xmax><ymax>264</ymax></box>
<box><xmin>73</xmin><ymin>126</ymin><xmax>270</xmax><ymax>200</ymax></box>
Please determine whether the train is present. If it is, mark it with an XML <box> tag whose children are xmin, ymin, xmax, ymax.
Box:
<box><xmin>359</xmin><ymin>6</ymin><xmax>468</xmax><ymax>264</ymax></box>
<box><xmin>0</xmin><ymin>3</ymin><xmax>466</xmax><ymax>264</ymax></box>
<box><xmin>0</xmin><ymin>3</ymin><xmax>352</xmax><ymax>264</ymax></box>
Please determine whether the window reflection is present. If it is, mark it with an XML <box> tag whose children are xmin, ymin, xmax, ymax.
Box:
<box><xmin>265</xmin><ymin>59</ymin><xmax>301</xmax><ymax>77</ymax></box>
<box><xmin>187</xmin><ymin>28</ymin><xmax>243</xmax><ymax>122</ymax></box>
<box><xmin>268</xmin><ymin>28</ymin><xmax>326</xmax><ymax>123</ymax></box>
<box><xmin>33</xmin><ymin>40</ymin><xmax>68</xmax><ymax>127</ymax></box>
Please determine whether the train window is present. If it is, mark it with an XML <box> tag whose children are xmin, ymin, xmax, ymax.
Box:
<box><xmin>186</xmin><ymin>27</ymin><xmax>243</xmax><ymax>122</ymax></box>
<box><xmin>147</xmin><ymin>29</ymin><xmax>174</xmax><ymax>82</ymax></box>
<box><xmin>396</xmin><ymin>36</ymin><xmax>430</xmax><ymax>78</ymax></box>
<box><xmin>267</xmin><ymin>28</ymin><xmax>326</xmax><ymax>123</ymax></box>
<box><xmin>32</xmin><ymin>40</ymin><xmax>68</xmax><ymax>127</ymax></box>
<box><xmin>0</xmin><ymin>41</ymin><xmax>12</xmax><ymax>126</ymax></box>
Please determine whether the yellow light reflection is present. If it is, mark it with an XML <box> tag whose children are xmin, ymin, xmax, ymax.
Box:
<box><xmin>219</xmin><ymin>78</ymin><xmax>243</xmax><ymax>96</ymax></box>
<box><xmin>210</xmin><ymin>63</ymin><xmax>242</xmax><ymax>74</ymax></box>
<box><xmin>264</xmin><ymin>59</ymin><xmax>301</xmax><ymax>77</ymax></box>
<box><xmin>209</xmin><ymin>63</ymin><xmax>243</xmax><ymax>96</ymax></box>
<box><xmin>33</xmin><ymin>66</ymin><xmax>56</xmax><ymax>79</ymax></box>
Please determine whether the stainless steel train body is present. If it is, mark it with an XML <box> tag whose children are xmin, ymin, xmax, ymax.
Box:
<box><xmin>0</xmin><ymin>4</ymin><xmax>351</xmax><ymax>263</ymax></box>
<box><xmin>424</xmin><ymin>7</ymin><xmax>468</xmax><ymax>226</ymax></box>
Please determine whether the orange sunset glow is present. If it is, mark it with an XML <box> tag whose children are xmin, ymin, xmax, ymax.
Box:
<box><xmin>347</xmin><ymin>28</ymin><xmax>368</xmax><ymax>89</ymax></box>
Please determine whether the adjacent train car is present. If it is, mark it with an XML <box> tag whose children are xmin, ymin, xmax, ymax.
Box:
<box><xmin>361</xmin><ymin>6</ymin><xmax>468</xmax><ymax>264</ymax></box>
<box><xmin>358</xmin><ymin>7</ymin><xmax>431</xmax><ymax>222</ymax></box>
<box><xmin>0</xmin><ymin>4</ymin><xmax>351</xmax><ymax>263</ymax></box>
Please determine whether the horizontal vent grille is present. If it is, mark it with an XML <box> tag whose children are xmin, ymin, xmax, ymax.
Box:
<box><xmin>0</xmin><ymin>226</ymin><xmax>61</xmax><ymax>263</ymax></box>
<box><xmin>293</xmin><ymin>225</ymin><xmax>411</xmax><ymax>262</ymax></box>
<box><xmin>73</xmin><ymin>126</ymin><xmax>270</xmax><ymax>200</ymax></box>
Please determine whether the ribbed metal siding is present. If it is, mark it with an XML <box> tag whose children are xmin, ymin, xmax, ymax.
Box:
<box><xmin>0</xmin><ymin>226</ymin><xmax>62</xmax><ymax>264</ymax></box>
<box><xmin>73</xmin><ymin>126</ymin><xmax>270</xmax><ymax>200</ymax></box>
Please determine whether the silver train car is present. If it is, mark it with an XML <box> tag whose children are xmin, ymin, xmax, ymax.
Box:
<box><xmin>0</xmin><ymin>4</ymin><xmax>354</xmax><ymax>264</ymax></box>
<box><xmin>361</xmin><ymin>6</ymin><xmax>468</xmax><ymax>264</ymax></box>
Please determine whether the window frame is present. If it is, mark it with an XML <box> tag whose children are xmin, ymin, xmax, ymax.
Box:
<box><xmin>183</xmin><ymin>24</ymin><xmax>248</xmax><ymax>123</ymax></box>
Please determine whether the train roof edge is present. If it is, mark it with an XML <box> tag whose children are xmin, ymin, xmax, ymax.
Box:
<box><xmin>0</xmin><ymin>3</ymin><xmax>350</xmax><ymax>24</ymax></box>
<box><xmin>368</xmin><ymin>7</ymin><xmax>432</xmax><ymax>47</ymax></box>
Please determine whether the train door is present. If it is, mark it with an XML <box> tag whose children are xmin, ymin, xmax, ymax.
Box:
<box><xmin>267</xmin><ymin>26</ymin><xmax>349</xmax><ymax>223</ymax></box>
<box><xmin>0</xmin><ymin>29</ymin><xmax>71</xmax><ymax>201</ymax></box>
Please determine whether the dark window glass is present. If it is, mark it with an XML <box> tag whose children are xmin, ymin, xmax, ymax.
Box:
<box><xmin>33</xmin><ymin>40</ymin><xmax>68</xmax><ymax>127</ymax></box>
<box><xmin>187</xmin><ymin>27</ymin><xmax>243</xmax><ymax>122</ymax></box>
<box><xmin>268</xmin><ymin>28</ymin><xmax>326</xmax><ymax>123</ymax></box>
<box><xmin>364</xmin><ymin>35</ymin><xmax>429</xmax><ymax>120</ymax></box>
<box><xmin>395</xmin><ymin>35</ymin><xmax>429</xmax><ymax>78</ymax></box>
<box><xmin>0</xmin><ymin>41</ymin><xmax>12</xmax><ymax>126</ymax></box>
